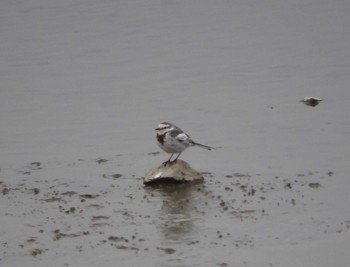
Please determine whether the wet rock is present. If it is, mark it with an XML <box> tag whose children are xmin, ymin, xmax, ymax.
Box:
<box><xmin>143</xmin><ymin>160</ymin><xmax>204</xmax><ymax>185</ymax></box>
<box><xmin>111</xmin><ymin>174</ymin><xmax>122</xmax><ymax>179</ymax></box>
<box><xmin>96</xmin><ymin>158</ymin><xmax>108</xmax><ymax>164</ymax></box>
<box><xmin>157</xmin><ymin>247</ymin><xmax>176</xmax><ymax>254</ymax></box>
<box><xmin>28</xmin><ymin>162</ymin><xmax>42</xmax><ymax>170</ymax></box>
<box><xmin>308</xmin><ymin>182</ymin><xmax>321</xmax><ymax>188</ymax></box>
<box><xmin>80</xmin><ymin>194</ymin><xmax>99</xmax><ymax>199</ymax></box>
<box><xmin>300</xmin><ymin>97</ymin><xmax>323</xmax><ymax>107</ymax></box>
<box><xmin>30</xmin><ymin>248</ymin><xmax>46</xmax><ymax>257</ymax></box>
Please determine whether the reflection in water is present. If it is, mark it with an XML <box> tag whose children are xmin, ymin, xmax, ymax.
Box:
<box><xmin>145</xmin><ymin>183</ymin><xmax>202</xmax><ymax>241</ymax></box>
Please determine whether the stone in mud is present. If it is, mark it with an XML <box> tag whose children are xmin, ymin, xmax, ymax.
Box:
<box><xmin>143</xmin><ymin>160</ymin><xmax>204</xmax><ymax>185</ymax></box>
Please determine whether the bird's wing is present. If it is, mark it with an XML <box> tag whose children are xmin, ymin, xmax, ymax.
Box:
<box><xmin>170</xmin><ymin>130</ymin><xmax>189</xmax><ymax>142</ymax></box>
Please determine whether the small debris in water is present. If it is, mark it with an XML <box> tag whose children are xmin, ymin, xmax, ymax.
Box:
<box><xmin>300</xmin><ymin>97</ymin><xmax>323</xmax><ymax>107</ymax></box>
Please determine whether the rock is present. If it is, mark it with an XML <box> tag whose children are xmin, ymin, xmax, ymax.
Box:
<box><xmin>300</xmin><ymin>97</ymin><xmax>323</xmax><ymax>107</ymax></box>
<box><xmin>143</xmin><ymin>160</ymin><xmax>204</xmax><ymax>185</ymax></box>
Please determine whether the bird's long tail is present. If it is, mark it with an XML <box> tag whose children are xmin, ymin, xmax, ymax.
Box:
<box><xmin>190</xmin><ymin>141</ymin><xmax>212</xmax><ymax>150</ymax></box>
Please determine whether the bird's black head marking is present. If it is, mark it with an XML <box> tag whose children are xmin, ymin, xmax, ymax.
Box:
<box><xmin>157</xmin><ymin>133</ymin><xmax>165</xmax><ymax>145</ymax></box>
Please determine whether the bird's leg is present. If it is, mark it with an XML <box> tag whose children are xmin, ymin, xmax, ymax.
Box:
<box><xmin>163</xmin><ymin>154</ymin><xmax>174</xmax><ymax>165</ymax></box>
<box><xmin>172</xmin><ymin>153</ymin><xmax>182</xmax><ymax>163</ymax></box>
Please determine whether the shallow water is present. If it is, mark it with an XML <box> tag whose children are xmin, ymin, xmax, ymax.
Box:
<box><xmin>1</xmin><ymin>0</ymin><xmax>350</xmax><ymax>266</ymax></box>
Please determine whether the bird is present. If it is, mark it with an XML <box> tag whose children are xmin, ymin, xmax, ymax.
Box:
<box><xmin>155</xmin><ymin>122</ymin><xmax>212</xmax><ymax>165</ymax></box>
<box><xmin>300</xmin><ymin>97</ymin><xmax>323</xmax><ymax>107</ymax></box>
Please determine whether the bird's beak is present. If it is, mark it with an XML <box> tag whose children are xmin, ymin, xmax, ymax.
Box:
<box><xmin>155</xmin><ymin>127</ymin><xmax>159</xmax><ymax>131</ymax></box>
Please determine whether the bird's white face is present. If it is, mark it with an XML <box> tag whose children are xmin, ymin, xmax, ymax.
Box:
<box><xmin>155</xmin><ymin>122</ymin><xmax>173</xmax><ymax>134</ymax></box>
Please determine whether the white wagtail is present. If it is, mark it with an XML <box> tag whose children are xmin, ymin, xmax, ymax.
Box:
<box><xmin>155</xmin><ymin>122</ymin><xmax>212</xmax><ymax>165</ymax></box>
<box><xmin>300</xmin><ymin>97</ymin><xmax>323</xmax><ymax>107</ymax></box>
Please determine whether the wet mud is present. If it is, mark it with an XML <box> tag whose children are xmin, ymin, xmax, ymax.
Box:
<box><xmin>0</xmin><ymin>155</ymin><xmax>345</xmax><ymax>267</ymax></box>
